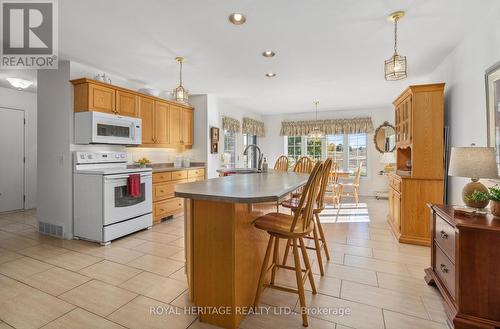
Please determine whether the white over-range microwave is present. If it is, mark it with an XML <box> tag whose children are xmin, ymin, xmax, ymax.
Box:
<box><xmin>74</xmin><ymin>111</ymin><xmax>142</xmax><ymax>145</ymax></box>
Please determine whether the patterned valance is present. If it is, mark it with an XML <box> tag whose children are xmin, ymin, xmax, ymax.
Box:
<box><xmin>242</xmin><ymin>117</ymin><xmax>265</xmax><ymax>137</ymax></box>
<box><xmin>280</xmin><ymin>117</ymin><xmax>374</xmax><ymax>136</ymax></box>
<box><xmin>222</xmin><ymin>116</ymin><xmax>241</xmax><ymax>133</ymax></box>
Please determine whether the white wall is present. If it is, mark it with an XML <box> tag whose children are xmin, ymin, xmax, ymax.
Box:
<box><xmin>428</xmin><ymin>3</ymin><xmax>500</xmax><ymax>204</ymax></box>
<box><xmin>260</xmin><ymin>107</ymin><xmax>394</xmax><ymax>196</ymax></box>
<box><xmin>37</xmin><ymin>61</ymin><xmax>73</xmax><ymax>237</ymax></box>
<box><xmin>0</xmin><ymin>87</ymin><xmax>37</xmax><ymax>209</ymax></box>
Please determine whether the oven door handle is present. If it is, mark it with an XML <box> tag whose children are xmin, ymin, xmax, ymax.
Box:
<box><xmin>104</xmin><ymin>173</ymin><xmax>152</xmax><ymax>181</ymax></box>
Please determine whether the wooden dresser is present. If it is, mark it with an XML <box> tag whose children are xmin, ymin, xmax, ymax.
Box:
<box><xmin>387</xmin><ymin>83</ymin><xmax>445</xmax><ymax>246</ymax></box>
<box><xmin>425</xmin><ymin>205</ymin><xmax>500</xmax><ymax>329</ymax></box>
<box><xmin>153</xmin><ymin>168</ymin><xmax>205</xmax><ymax>224</ymax></box>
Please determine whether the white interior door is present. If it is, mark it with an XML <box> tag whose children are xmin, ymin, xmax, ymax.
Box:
<box><xmin>0</xmin><ymin>107</ymin><xmax>25</xmax><ymax>212</ymax></box>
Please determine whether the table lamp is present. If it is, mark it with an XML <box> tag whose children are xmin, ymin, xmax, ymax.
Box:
<box><xmin>380</xmin><ymin>152</ymin><xmax>396</xmax><ymax>172</ymax></box>
<box><xmin>448</xmin><ymin>145</ymin><xmax>498</xmax><ymax>208</ymax></box>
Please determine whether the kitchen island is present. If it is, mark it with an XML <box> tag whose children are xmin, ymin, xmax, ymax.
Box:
<box><xmin>175</xmin><ymin>172</ymin><xmax>309</xmax><ymax>329</ymax></box>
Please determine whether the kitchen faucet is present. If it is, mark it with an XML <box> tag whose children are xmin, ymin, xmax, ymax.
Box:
<box><xmin>243</xmin><ymin>144</ymin><xmax>263</xmax><ymax>171</ymax></box>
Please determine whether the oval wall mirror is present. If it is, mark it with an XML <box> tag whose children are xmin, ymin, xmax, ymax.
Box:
<box><xmin>374</xmin><ymin>121</ymin><xmax>396</xmax><ymax>153</ymax></box>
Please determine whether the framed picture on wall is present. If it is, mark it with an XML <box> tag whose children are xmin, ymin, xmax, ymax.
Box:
<box><xmin>210</xmin><ymin>127</ymin><xmax>219</xmax><ymax>141</ymax></box>
<box><xmin>486</xmin><ymin>62</ymin><xmax>500</xmax><ymax>172</ymax></box>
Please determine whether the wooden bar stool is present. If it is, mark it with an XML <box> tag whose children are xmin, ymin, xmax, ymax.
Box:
<box><xmin>281</xmin><ymin>158</ymin><xmax>332</xmax><ymax>276</ymax></box>
<box><xmin>274</xmin><ymin>155</ymin><xmax>289</xmax><ymax>171</ymax></box>
<box><xmin>253</xmin><ymin>161</ymin><xmax>323</xmax><ymax>327</ymax></box>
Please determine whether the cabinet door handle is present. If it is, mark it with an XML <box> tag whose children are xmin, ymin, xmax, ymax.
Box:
<box><xmin>440</xmin><ymin>264</ymin><xmax>449</xmax><ymax>273</ymax></box>
<box><xmin>440</xmin><ymin>231</ymin><xmax>448</xmax><ymax>239</ymax></box>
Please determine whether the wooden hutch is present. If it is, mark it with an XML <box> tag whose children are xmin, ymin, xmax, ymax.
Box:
<box><xmin>387</xmin><ymin>83</ymin><xmax>445</xmax><ymax>246</ymax></box>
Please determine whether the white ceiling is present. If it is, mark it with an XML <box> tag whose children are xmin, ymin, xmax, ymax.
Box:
<box><xmin>2</xmin><ymin>1</ymin><xmax>498</xmax><ymax>113</ymax></box>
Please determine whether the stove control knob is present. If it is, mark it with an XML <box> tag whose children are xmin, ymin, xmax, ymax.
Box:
<box><xmin>120</xmin><ymin>154</ymin><xmax>126</xmax><ymax>159</ymax></box>
<box><xmin>115</xmin><ymin>154</ymin><xmax>120</xmax><ymax>159</ymax></box>
<box><xmin>88</xmin><ymin>154</ymin><xmax>93</xmax><ymax>160</ymax></box>
<box><xmin>79</xmin><ymin>154</ymin><xmax>85</xmax><ymax>159</ymax></box>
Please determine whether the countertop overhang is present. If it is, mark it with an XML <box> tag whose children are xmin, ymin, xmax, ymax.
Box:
<box><xmin>175</xmin><ymin>171</ymin><xmax>309</xmax><ymax>203</ymax></box>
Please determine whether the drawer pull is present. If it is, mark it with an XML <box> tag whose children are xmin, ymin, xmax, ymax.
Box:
<box><xmin>440</xmin><ymin>231</ymin><xmax>448</xmax><ymax>239</ymax></box>
<box><xmin>160</xmin><ymin>190</ymin><xmax>164</xmax><ymax>193</ymax></box>
<box><xmin>440</xmin><ymin>264</ymin><xmax>449</xmax><ymax>273</ymax></box>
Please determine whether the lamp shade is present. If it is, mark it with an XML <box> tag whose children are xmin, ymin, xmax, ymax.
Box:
<box><xmin>448</xmin><ymin>146</ymin><xmax>498</xmax><ymax>179</ymax></box>
<box><xmin>380</xmin><ymin>152</ymin><xmax>396</xmax><ymax>164</ymax></box>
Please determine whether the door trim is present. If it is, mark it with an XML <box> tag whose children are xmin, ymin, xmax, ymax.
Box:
<box><xmin>0</xmin><ymin>106</ymin><xmax>26</xmax><ymax>212</ymax></box>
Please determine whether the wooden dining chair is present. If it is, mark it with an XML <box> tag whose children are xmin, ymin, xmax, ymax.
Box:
<box><xmin>274</xmin><ymin>155</ymin><xmax>289</xmax><ymax>172</ymax></box>
<box><xmin>327</xmin><ymin>162</ymin><xmax>341</xmax><ymax>207</ymax></box>
<box><xmin>291</xmin><ymin>156</ymin><xmax>314</xmax><ymax>197</ymax></box>
<box><xmin>292</xmin><ymin>156</ymin><xmax>314</xmax><ymax>173</ymax></box>
<box><xmin>253</xmin><ymin>162</ymin><xmax>323</xmax><ymax>327</ymax></box>
<box><xmin>281</xmin><ymin>158</ymin><xmax>332</xmax><ymax>276</ymax></box>
<box><xmin>337</xmin><ymin>162</ymin><xmax>363</xmax><ymax>205</ymax></box>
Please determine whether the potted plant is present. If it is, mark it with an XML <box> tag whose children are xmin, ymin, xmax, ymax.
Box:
<box><xmin>489</xmin><ymin>185</ymin><xmax>500</xmax><ymax>217</ymax></box>
<box><xmin>135</xmin><ymin>157</ymin><xmax>151</xmax><ymax>168</ymax></box>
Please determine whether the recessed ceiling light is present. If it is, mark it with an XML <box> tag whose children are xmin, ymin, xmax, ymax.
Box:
<box><xmin>262</xmin><ymin>50</ymin><xmax>276</xmax><ymax>58</ymax></box>
<box><xmin>228</xmin><ymin>13</ymin><xmax>246</xmax><ymax>25</ymax></box>
<box><xmin>265</xmin><ymin>73</ymin><xmax>276</xmax><ymax>78</ymax></box>
<box><xmin>6</xmin><ymin>77</ymin><xmax>33</xmax><ymax>90</ymax></box>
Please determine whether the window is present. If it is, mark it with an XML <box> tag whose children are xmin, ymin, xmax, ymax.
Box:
<box><xmin>285</xmin><ymin>133</ymin><xmax>368</xmax><ymax>176</ymax></box>
<box><xmin>326</xmin><ymin>135</ymin><xmax>344</xmax><ymax>169</ymax></box>
<box><xmin>243</xmin><ymin>134</ymin><xmax>258</xmax><ymax>168</ymax></box>
<box><xmin>306</xmin><ymin>137</ymin><xmax>323</xmax><ymax>160</ymax></box>
<box><xmin>287</xmin><ymin>136</ymin><xmax>302</xmax><ymax>167</ymax></box>
<box><xmin>348</xmin><ymin>133</ymin><xmax>367</xmax><ymax>176</ymax></box>
<box><xmin>223</xmin><ymin>130</ymin><xmax>237</xmax><ymax>166</ymax></box>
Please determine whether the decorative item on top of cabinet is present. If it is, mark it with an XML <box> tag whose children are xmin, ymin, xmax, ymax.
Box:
<box><xmin>425</xmin><ymin>204</ymin><xmax>500</xmax><ymax>329</ymax></box>
<box><xmin>71</xmin><ymin>78</ymin><xmax>194</xmax><ymax>148</ymax></box>
<box><xmin>153</xmin><ymin>168</ymin><xmax>205</xmax><ymax>224</ymax></box>
<box><xmin>387</xmin><ymin>83</ymin><xmax>445</xmax><ymax>246</ymax></box>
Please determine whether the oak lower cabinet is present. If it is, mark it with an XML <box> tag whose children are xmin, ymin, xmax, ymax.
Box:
<box><xmin>387</xmin><ymin>173</ymin><xmax>443</xmax><ymax>246</ymax></box>
<box><xmin>425</xmin><ymin>205</ymin><xmax>500</xmax><ymax>329</ymax></box>
<box><xmin>152</xmin><ymin>168</ymin><xmax>205</xmax><ymax>224</ymax></box>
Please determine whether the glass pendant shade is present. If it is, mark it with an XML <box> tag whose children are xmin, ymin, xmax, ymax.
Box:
<box><xmin>308</xmin><ymin>101</ymin><xmax>324</xmax><ymax>140</ymax></box>
<box><xmin>384</xmin><ymin>11</ymin><xmax>407</xmax><ymax>81</ymax></box>
<box><xmin>173</xmin><ymin>57</ymin><xmax>189</xmax><ymax>104</ymax></box>
<box><xmin>385</xmin><ymin>53</ymin><xmax>407</xmax><ymax>80</ymax></box>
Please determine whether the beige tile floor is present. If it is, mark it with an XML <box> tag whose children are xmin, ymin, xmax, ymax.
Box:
<box><xmin>0</xmin><ymin>198</ymin><xmax>449</xmax><ymax>329</ymax></box>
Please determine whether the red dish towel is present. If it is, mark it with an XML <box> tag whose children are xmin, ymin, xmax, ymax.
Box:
<box><xmin>127</xmin><ymin>174</ymin><xmax>141</xmax><ymax>197</ymax></box>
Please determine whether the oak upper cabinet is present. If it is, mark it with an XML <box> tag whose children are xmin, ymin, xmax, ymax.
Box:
<box><xmin>72</xmin><ymin>79</ymin><xmax>116</xmax><ymax>114</ymax></box>
<box><xmin>182</xmin><ymin>108</ymin><xmax>193</xmax><ymax>147</ymax></box>
<box><xmin>116</xmin><ymin>90</ymin><xmax>139</xmax><ymax>117</ymax></box>
<box><xmin>72</xmin><ymin>78</ymin><xmax>195</xmax><ymax>148</ymax></box>
<box><xmin>139</xmin><ymin>97</ymin><xmax>155</xmax><ymax>145</ymax></box>
<box><xmin>155</xmin><ymin>101</ymin><xmax>170</xmax><ymax>145</ymax></box>
<box><xmin>387</xmin><ymin>83</ymin><xmax>445</xmax><ymax>246</ymax></box>
<box><xmin>169</xmin><ymin>105</ymin><xmax>183</xmax><ymax>145</ymax></box>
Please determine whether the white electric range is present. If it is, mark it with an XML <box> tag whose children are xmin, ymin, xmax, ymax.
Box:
<box><xmin>73</xmin><ymin>151</ymin><xmax>152</xmax><ymax>245</ymax></box>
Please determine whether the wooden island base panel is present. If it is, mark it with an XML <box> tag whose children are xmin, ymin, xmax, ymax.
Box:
<box><xmin>426</xmin><ymin>205</ymin><xmax>500</xmax><ymax>329</ymax></box>
<box><xmin>176</xmin><ymin>172</ymin><xmax>309</xmax><ymax>329</ymax></box>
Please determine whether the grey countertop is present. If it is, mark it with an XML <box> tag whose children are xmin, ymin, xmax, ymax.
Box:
<box><xmin>128</xmin><ymin>163</ymin><xmax>205</xmax><ymax>173</ymax></box>
<box><xmin>151</xmin><ymin>165</ymin><xmax>205</xmax><ymax>173</ymax></box>
<box><xmin>174</xmin><ymin>171</ymin><xmax>309</xmax><ymax>203</ymax></box>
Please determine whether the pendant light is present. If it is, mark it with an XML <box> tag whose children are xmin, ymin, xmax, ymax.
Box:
<box><xmin>173</xmin><ymin>56</ymin><xmax>189</xmax><ymax>104</ymax></box>
<box><xmin>308</xmin><ymin>101</ymin><xmax>324</xmax><ymax>140</ymax></box>
<box><xmin>384</xmin><ymin>11</ymin><xmax>407</xmax><ymax>81</ymax></box>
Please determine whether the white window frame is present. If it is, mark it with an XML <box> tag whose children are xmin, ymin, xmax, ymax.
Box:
<box><xmin>284</xmin><ymin>133</ymin><xmax>369</xmax><ymax>177</ymax></box>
